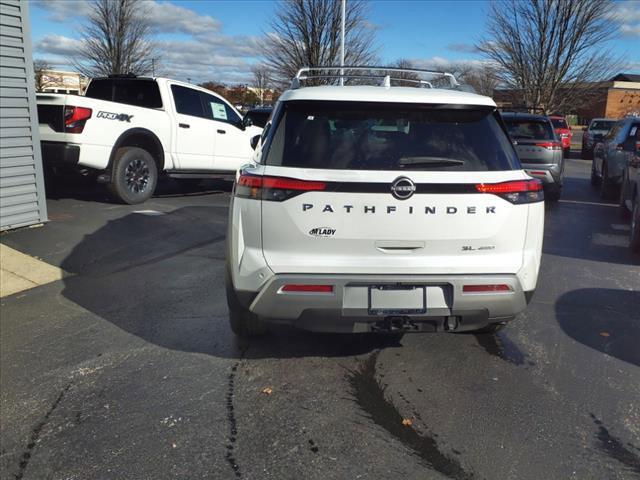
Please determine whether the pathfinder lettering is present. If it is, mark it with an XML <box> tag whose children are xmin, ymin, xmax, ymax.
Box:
<box><xmin>301</xmin><ymin>203</ymin><xmax>497</xmax><ymax>214</ymax></box>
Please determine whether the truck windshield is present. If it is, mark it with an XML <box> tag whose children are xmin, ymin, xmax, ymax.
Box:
<box><xmin>85</xmin><ymin>79</ymin><xmax>163</xmax><ymax>109</ymax></box>
<box><xmin>264</xmin><ymin>101</ymin><xmax>518</xmax><ymax>171</ymax></box>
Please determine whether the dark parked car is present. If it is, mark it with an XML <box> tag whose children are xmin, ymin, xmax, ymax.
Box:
<box><xmin>502</xmin><ymin>112</ymin><xmax>564</xmax><ymax>201</ymax></box>
<box><xmin>592</xmin><ymin>117</ymin><xmax>640</xmax><ymax>199</ymax></box>
<box><xmin>243</xmin><ymin>107</ymin><xmax>273</xmax><ymax>129</ymax></box>
<box><xmin>581</xmin><ymin>118</ymin><xmax>617</xmax><ymax>159</ymax></box>
<box><xmin>617</xmin><ymin>121</ymin><xmax>639</xmax><ymax>223</ymax></box>
<box><xmin>630</xmin><ymin>165</ymin><xmax>640</xmax><ymax>254</ymax></box>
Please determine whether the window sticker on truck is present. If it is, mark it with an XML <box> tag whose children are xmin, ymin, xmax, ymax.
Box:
<box><xmin>97</xmin><ymin>111</ymin><xmax>133</xmax><ymax>122</ymax></box>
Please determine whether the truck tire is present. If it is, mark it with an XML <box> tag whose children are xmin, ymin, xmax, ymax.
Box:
<box><xmin>108</xmin><ymin>147</ymin><xmax>158</xmax><ymax>204</ymax></box>
<box><xmin>225</xmin><ymin>268</ymin><xmax>267</xmax><ymax>337</ymax></box>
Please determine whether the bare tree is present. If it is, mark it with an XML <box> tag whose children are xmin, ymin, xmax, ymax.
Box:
<box><xmin>251</xmin><ymin>64</ymin><xmax>271</xmax><ymax>105</ymax></box>
<box><xmin>477</xmin><ymin>0</ymin><xmax>622</xmax><ymax>113</ymax></box>
<box><xmin>33</xmin><ymin>59</ymin><xmax>55</xmax><ymax>92</ymax></box>
<box><xmin>461</xmin><ymin>64</ymin><xmax>500</xmax><ymax>97</ymax></box>
<box><xmin>262</xmin><ymin>0</ymin><xmax>377</xmax><ymax>87</ymax></box>
<box><xmin>387</xmin><ymin>59</ymin><xmax>420</xmax><ymax>86</ymax></box>
<box><xmin>74</xmin><ymin>0</ymin><xmax>156</xmax><ymax>77</ymax></box>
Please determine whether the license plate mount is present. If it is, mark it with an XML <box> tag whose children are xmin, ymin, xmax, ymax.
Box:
<box><xmin>368</xmin><ymin>285</ymin><xmax>426</xmax><ymax>315</ymax></box>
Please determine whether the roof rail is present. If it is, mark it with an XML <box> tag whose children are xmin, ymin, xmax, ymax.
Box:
<box><xmin>291</xmin><ymin>66</ymin><xmax>459</xmax><ymax>90</ymax></box>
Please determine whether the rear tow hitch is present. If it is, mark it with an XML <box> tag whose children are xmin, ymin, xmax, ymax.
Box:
<box><xmin>372</xmin><ymin>316</ymin><xmax>419</xmax><ymax>333</ymax></box>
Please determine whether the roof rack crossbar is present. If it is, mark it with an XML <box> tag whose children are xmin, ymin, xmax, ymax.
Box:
<box><xmin>291</xmin><ymin>66</ymin><xmax>458</xmax><ymax>90</ymax></box>
<box><xmin>294</xmin><ymin>73</ymin><xmax>434</xmax><ymax>88</ymax></box>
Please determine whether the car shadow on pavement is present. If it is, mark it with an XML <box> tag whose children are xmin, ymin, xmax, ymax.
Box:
<box><xmin>556</xmin><ymin>288</ymin><xmax>640</xmax><ymax>367</ymax></box>
<box><xmin>45</xmin><ymin>175</ymin><xmax>232</xmax><ymax>204</ymax></box>
<box><xmin>58</xmin><ymin>207</ymin><xmax>390</xmax><ymax>360</ymax></box>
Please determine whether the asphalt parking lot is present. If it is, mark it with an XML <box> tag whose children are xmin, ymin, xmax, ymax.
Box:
<box><xmin>1</xmin><ymin>158</ymin><xmax>639</xmax><ymax>480</ymax></box>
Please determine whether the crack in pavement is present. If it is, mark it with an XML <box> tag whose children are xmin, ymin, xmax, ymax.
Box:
<box><xmin>14</xmin><ymin>383</ymin><xmax>72</xmax><ymax>480</ymax></box>
<box><xmin>347</xmin><ymin>352</ymin><xmax>478</xmax><ymax>480</ymax></box>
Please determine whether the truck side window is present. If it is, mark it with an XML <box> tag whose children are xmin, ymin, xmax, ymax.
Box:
<box><xmin>171</xmin><ymin>85</ymin><xmax>206</xmax><ymax>118</ymax></box>
<box><xmin>202</xmin><ymin>93</ymin><xmax>242</xmax><ymax>127</ymax></box>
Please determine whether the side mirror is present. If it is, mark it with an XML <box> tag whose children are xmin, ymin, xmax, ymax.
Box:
<box><xmin>250</xmin><ymin>135</ymin><xmax>260</xmax><ymax>150</ymax></box>
<box><xmin>243</xmin><ymin>116</ymin><xmax>253</xmax><ymax>128</ymax></box>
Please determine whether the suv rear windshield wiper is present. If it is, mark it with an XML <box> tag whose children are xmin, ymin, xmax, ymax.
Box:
<box><xmin>398</xmin><ymin>156</ymin><xmax>465</xmax><ymax>168</ymax></box>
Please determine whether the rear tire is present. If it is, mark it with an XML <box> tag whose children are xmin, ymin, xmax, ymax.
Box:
<box><xmin>630</xmin><ymin>196</ymin><xmax>640</xmax><ymax>254</ymax></box>
<box><xmin>590</xmin><ymin>161</ymin><xmax>600</xmax><ymax>186</ymax></box>
<box><xmin>599</xmin><ymin>163</ymin><xmax>616</xmax><ymax>200</ymax></box>
<box><xmin>225</xmin><ymin>269</ymin><xmax>267</xmax><ymax>337</ymax></box>
<box><xmin>545</xmin><ymin>185</ymin><xmax>562</xmax><ymax>202</ymax></box>
<box><xmin>619</xmin><ymin>173</ymin><xmax>631</xmax><ymax>220</ymax></box>
<box><xmin>108</xmin><ymin>147</ymin><xmax>158</xmax><ymax>204</ymax></box>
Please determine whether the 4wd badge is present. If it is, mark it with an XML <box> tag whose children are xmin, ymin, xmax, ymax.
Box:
<box><xmin>309</xmin><ymin>227</ymin><xmax>336</xmax><ymax>237</ymax></box>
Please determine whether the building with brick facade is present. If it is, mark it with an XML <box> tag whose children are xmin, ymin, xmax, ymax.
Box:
<box><xmin>493</xmin><ymin>73</ymin><xmax>640</xmax><ymax>124</ymax></box>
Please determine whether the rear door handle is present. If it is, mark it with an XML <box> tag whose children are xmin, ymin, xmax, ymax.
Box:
<box><xmin>217</xmin><ymin>129</ymin><xmax>226</xmax><ymax>134</ymax></box>
<box><xmin>179</xmin><ymin>123</ymin><xmax>190</xmax><ymax>128</ymax></box>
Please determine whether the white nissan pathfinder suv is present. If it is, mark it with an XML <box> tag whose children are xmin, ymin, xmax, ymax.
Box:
<box><xmin>226</xmin><ymin>67</ymin><xmax>544</xmax><ymax>337</ymax></box>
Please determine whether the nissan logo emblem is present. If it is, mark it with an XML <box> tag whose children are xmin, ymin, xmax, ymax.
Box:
<box><xmin>390</xmin><ymin>176</ymin><xmax>416</xmax><ymax>200</ymax></box>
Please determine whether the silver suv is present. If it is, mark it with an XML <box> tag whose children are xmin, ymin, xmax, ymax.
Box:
<box><xmin>502</xmin><ymin>113</ymin><xmax>564</xmax><ymax>201</ymax></box>
<box><xmin>225</xmin><ymin>67</ymin><xmax>545</xmax><ymax>337</ymax></box>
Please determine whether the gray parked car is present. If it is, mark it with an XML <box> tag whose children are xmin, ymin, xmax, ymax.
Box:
<box><xmin>502</xmin><ymin>112</ymin><xmax>564</xmax><ymax>201</ymax></box>
<box><xmin>581</xmin><ymin>118</ymin><xmax>616</xmax><ymax>159</ymax></box>
<box><xmin>616</xmin><ymin>122</ymin><xmax>640</xmax><ymax>252</ymax></box>
<box><xmin>592</xmin><ymin>117</ymin><xmax>640</xmax><ymax>199</ymax></box>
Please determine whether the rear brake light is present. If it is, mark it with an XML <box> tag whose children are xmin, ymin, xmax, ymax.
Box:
<box><xmin>534</xmin><ymin>141</ymin><xmax>562</xmax><ymax>150</ymax></box>
<box><xmin>236</xmin><ymin>173</ymin><xmax>326</xmax><ymax>201</ymax></box>
<box><xmin>463</xmin><ymin>284</ymin><xmax>512</xmax><ymax>293</ymax></box>
<box><xmin>64</xmin><ymin>106</ymin><xmax>92</xmax><ymax>133</ymax></box>
<box><xmin>281</xmin><ymin>284</ymin><xmax>333</xmax><ymax>293</ymax></box>
<box><xmin>475</xmin><ymin>179</ymin><xmax>543</xmax><ymax>204</ymax></box>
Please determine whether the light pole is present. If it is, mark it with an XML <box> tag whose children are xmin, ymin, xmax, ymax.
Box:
<box><xmin>340</xmin><ymin>0</ymin><xmax>345</xmax><ymax>86</ymax></box>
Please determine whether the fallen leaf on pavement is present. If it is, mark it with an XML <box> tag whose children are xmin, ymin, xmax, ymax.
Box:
<box><xmin>402</xmin><ymin>418</ymin><xmax>412</xmax><ymax>427</ymax></box>
<box><xmin>261</xmin><ymin>387</ymin><xmax>273</xmax><ymax>395</ymax></box>
<box><xmin>599</xmin><ymin>332</ymin><xmax>610</xmax><ymax>337</ymax></box>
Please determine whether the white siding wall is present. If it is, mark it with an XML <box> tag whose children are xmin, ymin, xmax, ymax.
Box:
<box><xmin>0</xmin><ymin>0</ymin><xmax>47</xmax><ymax>230</ymax></box>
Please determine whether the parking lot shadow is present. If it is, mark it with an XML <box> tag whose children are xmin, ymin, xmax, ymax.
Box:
<box><xmin>556</xmin><ymin>288</ymin><xmax>640</xmax><ymax>366</ymax></box>
<box><xmin>59</xmin><ymin>207</ymin><xmax>389</xmax><ymax>360</ymax></box>
<box><xmin>45</xmin><ymin>174</ymin><xmax>232</xmax><ymax>204</ymax></box>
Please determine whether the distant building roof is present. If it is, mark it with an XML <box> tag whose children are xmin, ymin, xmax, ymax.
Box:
<box><xmin>611</xmin><ymin>73</ymin><xmax>640</xmax><ymax>82</ymax></box>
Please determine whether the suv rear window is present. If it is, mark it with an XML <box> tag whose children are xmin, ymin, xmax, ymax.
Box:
<box><xmin>550</xmin><ymin>118</ymin><xmax>568</xmax><ymax>129</ymax></box>
<box><xmin>505</xmin><ymin>120</ymin><xmax>555</xmax><ymax>141</ymax></box>
<box><xmin>265</xmin><ymin>101</ymin><xmax>518</xmax><ymax>171</ymax></box>
<box><xmin>85</xmin><ymin>79</ymin><xmax>163</xmax><ymax>109</ymax></box>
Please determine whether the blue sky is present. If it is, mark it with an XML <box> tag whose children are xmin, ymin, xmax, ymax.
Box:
<box><xmin>29</xmin><ymin>0</ymin><xmax>640</xmax><ymax>84</ymax></box>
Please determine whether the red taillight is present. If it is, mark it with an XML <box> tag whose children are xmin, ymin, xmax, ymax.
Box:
<box><xmin>528</xmin><ymin>171</ymin><xmax>547</xmax><ymax>176</ymax></box>
<box><xmin>534</xmin><ymin>141</ymin><xmax>562</xmax><ymax>150</ymax></box>
<box><xmin>463</xmin><ymin>284</ymin><xmax>512</xmax><ymax>293</ymax></box>
<box><xmin>236</xmin><ymin>173</ymin><xmax>326</xmax><ymax>201</ymax></box>
<box><xmin>64</xmin><ymin>106</ymin><xmax>92</xmax><ymax>133</ymax></box>
<box><xmin>475</xmin><ymin>179</ymin><xmax>543</xmax><ymax>204</ymax></box>
<box><xmin>281</xmin><ymin>284</ymin><xmax>333</xmax><ymax>293</ymax></box>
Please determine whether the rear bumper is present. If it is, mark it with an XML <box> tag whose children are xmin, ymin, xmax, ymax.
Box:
<box><xmin>522</xmin><ymin>163</ymin><xmax>562</xmax><ymax>185</ymax></box>
<box><xmin>41</xmin><ymin>141</ymin><xmax>80</xmax><ymax>166</ymax></box>
<box><xmin>244</xmin><ymin>273</ymin><xmax>531</xmax><ymax>333</ymax></box>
